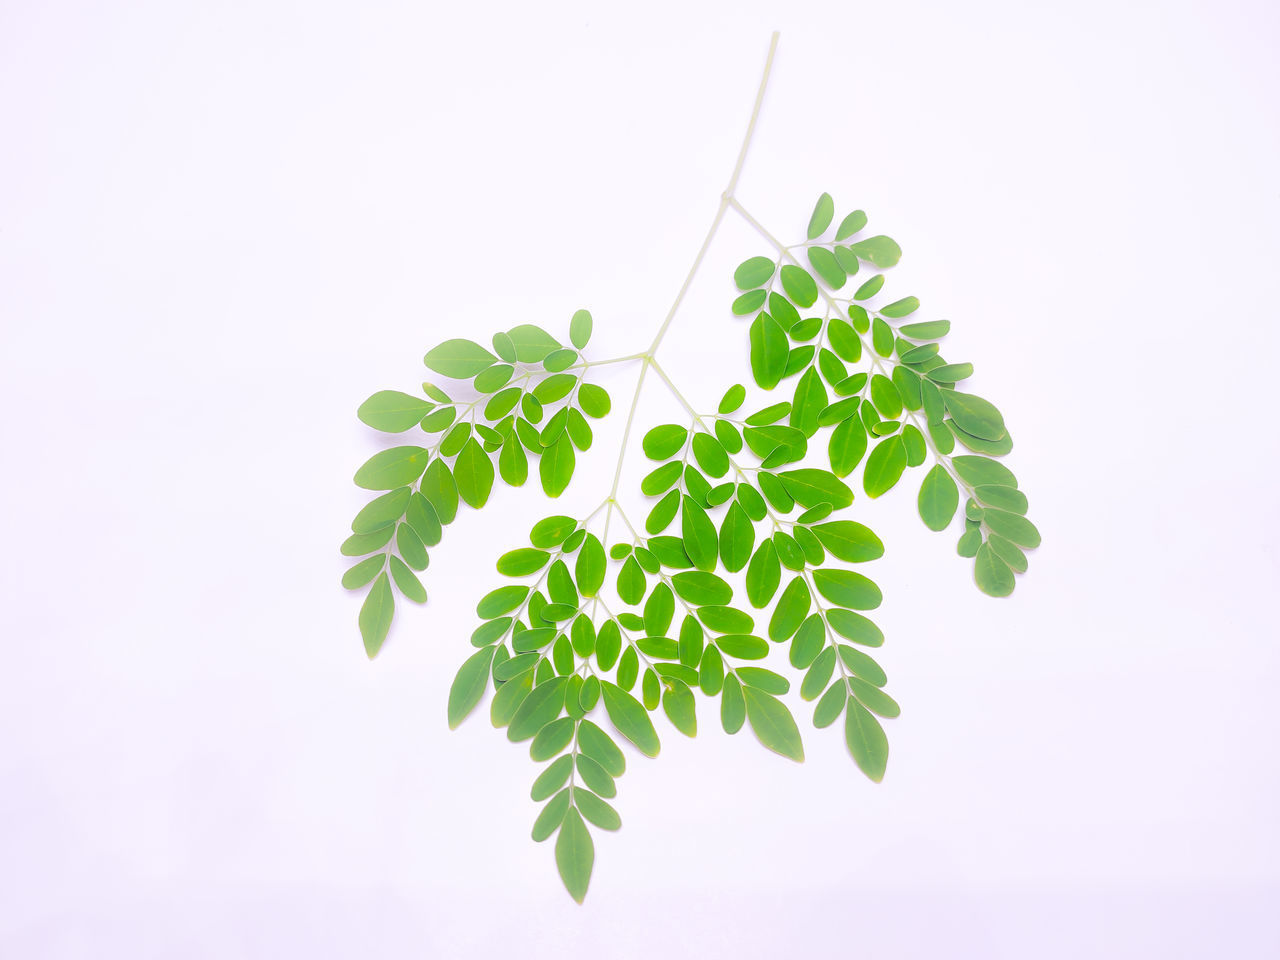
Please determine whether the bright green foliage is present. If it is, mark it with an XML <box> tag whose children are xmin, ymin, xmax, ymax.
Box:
<box><xmin>343</xmin><ymin>312</ymin><xmax>613</xmax><ymax>657</ymax></box>
<box><xmin>344</xmin><ymin>184</ymin><xmax>1038</xmax><ymax>906</ymax></box>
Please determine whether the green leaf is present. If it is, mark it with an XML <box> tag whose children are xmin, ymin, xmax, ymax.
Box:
<box><xmin>389</xmin><ymin>556</ymin><xmax>426</xmax><ymax>602</ymax></box>
<box><xmin>672</xmin><ymin>571</ymin><xmax>733</xmax><ymax>607</ymax></box>
<box><xmin>404</xmin><ymin>496</ymin><xmax>445</xmax><ymax>547</ymax></box>
<box><xmin>743</xmin><ymin>687</ymin><xmax>804</xmax><ymax>762</ymax></box>
<box><xmin>358</xmin><ymin>390</ymin><xmax>433</xmax><ymax>432</ymax></box>
<box><xmin>508</xmin><ymin>676</ymin><xmax>569</xmax><ymax>741</ymax></box>
<box><xmin>718</xmin><ymin>503</ymin><xmax>755</xmax><ymax>574</ymax></box>
<box><xmin>745</xmin><ymin>540</ymin><xmax>781</xmax><ymax>609</ymax></box>
<box><xmin>421</xmin><ymin>459</ymin><xmax>459</xmax><ymax>524</ymax></box>
<box><xmin>849</xmin><ymin>235</ymin><xmax>901</xmax><ymax>268</ymax></box>
<box><xmin>354</xmin><ymin>446</ymin><xmax>430</xmax><ymax>490</ymax></box>
<box><xmin>570</xmin><ymin>309</ymin><xmax>593</xmax><ymax>349</ymax></box>
<box><xmin>957</xmin><ymin>526</ymin><xmax>982</xmax><ymax>558</ymax></box>
<box><xmin>506</xmin><ymin>324</ymin><xmax>561</xmax><ymax>363</ymax></box>
<box><xmin>711</xmin><ymin>675</ymin><xmax>740</xmax><ymax>734</ymax></box>
<box><xmin>342</xmin><ymin>555</ymin><xmax>384</xmax><ymax>589</ymax></box>
<box><xmin>476</xmin><ymin>584</ymin><xmax>528</xmax><ymax>618</ymax></box>
<box><xmin>454</xmin><ymin>438</ymin><xmax>494</xmax><ymax>509</ymax></box>
<box><xmin>789</xmin><ymin>615</ymin><xmax>824</xmax><ymax>669</ymax></box>
<box><xmin>769</xmin><ymin>577</ymin><xmax>811</xmax><ymax>642</ymax></box>
<box><xmin>880</xmin><ymin>296</ymin><xmax>919</xmax><ymax>318</ymax></box>
<box><xmin>949</xmin><ymin>420</ymin><xmax>1014</xmax><ymax>456</ymax></box>
<box><xmin>601</xmin><ymin>682</ymin><xmax>660</xmax><ymax>757</ymax></box>
<box><xmin>643</xmin><ymin>582</ymin><xmax>675</xmax><ymax>637</ymax></box>
<box><xmin>662</xmin><ymin>681</ymin><xmax>697</xmax><ymax>736</ymax></box>
<box><xmin>423</xmin><ymin>339</ymin><xmax>497</xmax><ymax>378</ymax></box>
<box><xmin>359</xmin><ymin>572</ymin><xmax>394</xmax><ymax>658</ymax></box>
<box><xmin>681</xmin><ymin>496</ymin><xmax>718</xmax><ymax>572</ymax></box>
<box><xmin>974</xmin><ymin>484</ymin><xmax>1028</xmax><ymax>514</ymax></box>
<box><xmin>578</xmin><ymin>383</ymin><xmax>611</xmax><ymax>419</ymax></box>
<box><xmin>826</xmin><ymin>609</ymin><xmax>883</xmax><ymax>646</ymax></box>
<box><xmin>835</xmin><ymin>209</ymin><xmax>867</xmax><ymax>241</ymax></box>
<box><xmin>807</xmin><ymin>192</ymin><xmax>834</xmax><ymax>239</ymax></box>
<box><xmin>733</xmin><ymin>289</ymin><xmax>767</xmax><ymax>315</ymax></box>
<box><xmin>917</xmin><ymin>465</ymin><xmax>959</xmax><ymax>531</ymax></box>
<box><xmin>902</xmin><ymin>424</ymin><xmax>926</xmax><ymax>467</ymax></box>
<box><xmin>532</xmin><ymin>786</ymin><xmax>571</xmax><ymax>842</ymax></box>
<box><xmin>555</xmin><ymin>807</ymin><xmax>594</xmax><ymax>903</ymax></box>
<box><xmin>692</xmin><ymin>433</ymin><xmax>729</xmax><ymax>478</ymax></box>
<box><xmin>646</xmin><ymin>490</ymin><xmax>679</xmax><ymax>533</ymax></box>
<box><xmin>341</xmin><ymin>526</ymin><xmax>395</xmax><ymax>557</ymax></box>
<box><xmin>395</xmin><ymin>523</ymin><xmax>428</xmax><ymax>571</ymax></box>
<box><xmin>642</xmin><ymin>424</ymin><xmax>688</xmax><ymax>461</ymax></box>
<box><xmin>737</xmin><ymin>666</ymin><xmax>789</xmax><ymax>696</ymax></box>
<box><xmin>715</xmin><ymin>634</ymin><xmax>769</xmax><ymax>660</ymax></box>
<box><xmin>578</xmin><ymin>719</ymin><xmax>626</xmax><ymax>776</ymax></box>
<box><xmin>870</xmin><ymin>374</ymin><xmax>903</xmax><ymax>419</ymax></box>
<box><xmin>697</xmin><ymin>606</ymin><xmax>754</xmax><ymax>634</ymax></box>
<box><xmin>575</xmin><ymin>534</ymin><xmax>606</xmax><ymax>597</ymax></box>
<box><xmin>718</xmin><ymin>384</ymin><xmax>746</xmax><ymax>414</ymax></box>
<box><xmin>828</xmin><ymin>416</ymin><xmax>868</xmax><ymax>478</ymax></box>
<box><xmin>641</xmin><ymin>462</ymin><xmax>681</xmax><ymax>496</ymax></box>
<box><xmin>986</xmin><ymin>533</ymin><xmax>1028</xmax><ymax>573</ymax></box>
<box><xmin>777</xmin><ymin>469</ymin><xmax>853</xmax><ymax>509</ymax></box>
<box><xmin>863</xmin><ymin>436</ymin><xmax>907</xmax><ymax>498</ymax></box>
<box><xmin>617</xmin><ymin>555</ymin><xmax>645</xmax><ymax>605</ymax></box>
<box><xmin>539</xmin><ymin>437</ymin><xmax>576</xmax><ymax>498</ymax></box>
<box><xmin>952</xmin><ymin>455</ymin><xmax>1017</xmax><ymax>488</ymax></box>
<box><xmin>973</xmin><ymin>542</ymin><xmax>1016</xmax><ymax>597</ymax></box>
<box><xmin>448</xmin><ymin>645</ymin><xmax>496</xmax><ymax>728</ymax></box>
<box><xmin>575</xmin><ymin>789</ymin><xmax>621</xmax><ymax>832</ymax></box>
<box><xmin>872</xmin><ymin>317</ymin><xmax>894</xmax><ymax>357</ymax></box>
<box><xmin>853</xmin><ymin>273</ymin><xmax>884</xmax><ymax>301</ymax></box>
<box><xmin>476</xmin><ymin>364</ymin><xmax>515</xmax><ymax>394</ymax></box>
<box><xmin>928</xmin><ymin>363</ymin><xmax>973</xmax><ymax>383</ymax></box>
<box><xmin>734</xmin><ymin>256</ymin><xmax>776</xmax><ymax>290</ymax></box>
<box><xmin>533</xmin><ymin>374</ymin><xmax>576</xmax><ymax>404</ymax></box>
<box><xmin>943</xmin><ymin>391</ymin><xmax>1006</xmax><ymax>441</ymax></box>
<box><xmin>790</xmin><ymin>367</ymin><xmax>828</xmax><ymax>438</ymax></box>
<box><xmin>900</xmin><ymin>319</ymin><xmax>950</xmax><ymax>339</ymax></box>
<box><xmin>811</xmin><ymin>521</ymin><xmax>884</xmax><ymax>562</ymax></box>
<box><xmin>497</xmin><ymin>548</ymin><xmax>550</xmax><ymax>576</ymax></box>
<box><xmin>528</xmin><ymin>516</ymin><xmax>574</xmax><ymax>548</ymax></box>
<box><xmin>838</xmin><ymin>645</ymin><xmax>887</xmax><ymax>686</ymax></box>
<box><xmin>845</xmin><ymin>699</ymin><xmax>889</xmax><ymax>782</ymax></box>
<box><xmin>812</xmin><ymin>569</ymin><xmax>882</xmax><ymax>610</ymax></box>
<box><xmin>801</xmin><ymin>647</ymin><xmax>835</xmax><ymax>701</ymax></box>
<box><xmin>983</xmin><ymin>509</ymin><xmax>1041</xmax><ymax>549</ymax></box>
<box><xmin>814</xmin><ymin>682</ymin><xmax>847</xmax><ymax>728</ymax></box>
<box><xmin>780</xmin><ymin>265</ymin><xmax>818</xmax><ymax>308</ymax></box>
<box><xmin>807</xmin><ymin>246</ymin><xmax>846</xmax><ymax>289</ymax></box>
<box><xmin>749</xmin><ymin>313</ymin><xmax>789</xmax><ymax>390</ymax></box>
<box><xmin>531</xmin><ymin>754</ymin><xmax>574</xmax><ymax>800</ymax></box>
<box><xmin>351</xmin><ymin>487</ymin><xmax>411</xmax><ymax>534</ymax></box>
<box><xmin>827</xmin><ymin>317</ymin><xmax>862</xmax><ymax>363</ymax></box>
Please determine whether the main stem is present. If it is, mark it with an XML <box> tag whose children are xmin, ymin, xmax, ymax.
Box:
<box><xmin>603</xmin><ymin>31</ymin><xmax>779</xmax><ymax>542</ymax></box>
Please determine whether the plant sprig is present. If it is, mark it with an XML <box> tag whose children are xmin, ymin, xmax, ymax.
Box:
<box><xmin>341</xmin><ymin>31</ymin><xmax>1038</xmax><ymax>902</ymax></box>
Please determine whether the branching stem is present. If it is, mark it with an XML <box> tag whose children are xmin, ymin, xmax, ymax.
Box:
<box><xmin>600</xmin><ymin>32</ymin><xmax>779</xmax><ymax>542</ymax></box>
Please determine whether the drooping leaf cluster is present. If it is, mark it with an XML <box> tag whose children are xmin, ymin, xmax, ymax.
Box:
<box><xmin>344</xmin><ymin>192</ymin><xmax>1038</xmax><ymax>904</ymax></box>
<box><xmin>341</xmin><ymin>312</ymin><xmax>611</xmax><ymax>657</ymax></box>
<box><xmin>733</xmin><ymin>193</ymin><xmax>1039</xmax><ymax>596</ymax></box>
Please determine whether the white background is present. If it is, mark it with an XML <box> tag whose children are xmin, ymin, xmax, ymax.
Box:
<box><xmin>3</xmin><ymin>1</ymin><xmax>1279</xmax><ymax>956</ymax></box>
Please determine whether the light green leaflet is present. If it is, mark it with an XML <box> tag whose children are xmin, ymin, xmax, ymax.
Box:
<box><xmin>423</xmin><ymin>339</ymin><xmax>497</xmax><ymax>378</ymax></box>
<box><xmin>344</xmin><ymin>72</ymin><xmax>1039</xmax><ymax>903</ymax></box>
<box><xmin>358</xmin><ymin>391</ymin><xmax>433</xmax><ymax>432</ymax></box>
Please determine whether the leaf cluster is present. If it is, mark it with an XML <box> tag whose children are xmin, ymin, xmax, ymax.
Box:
<box><xmin>341</xmin><ymin>312</ymin><xmax>611</xmax><ymax>657</ymax></box>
